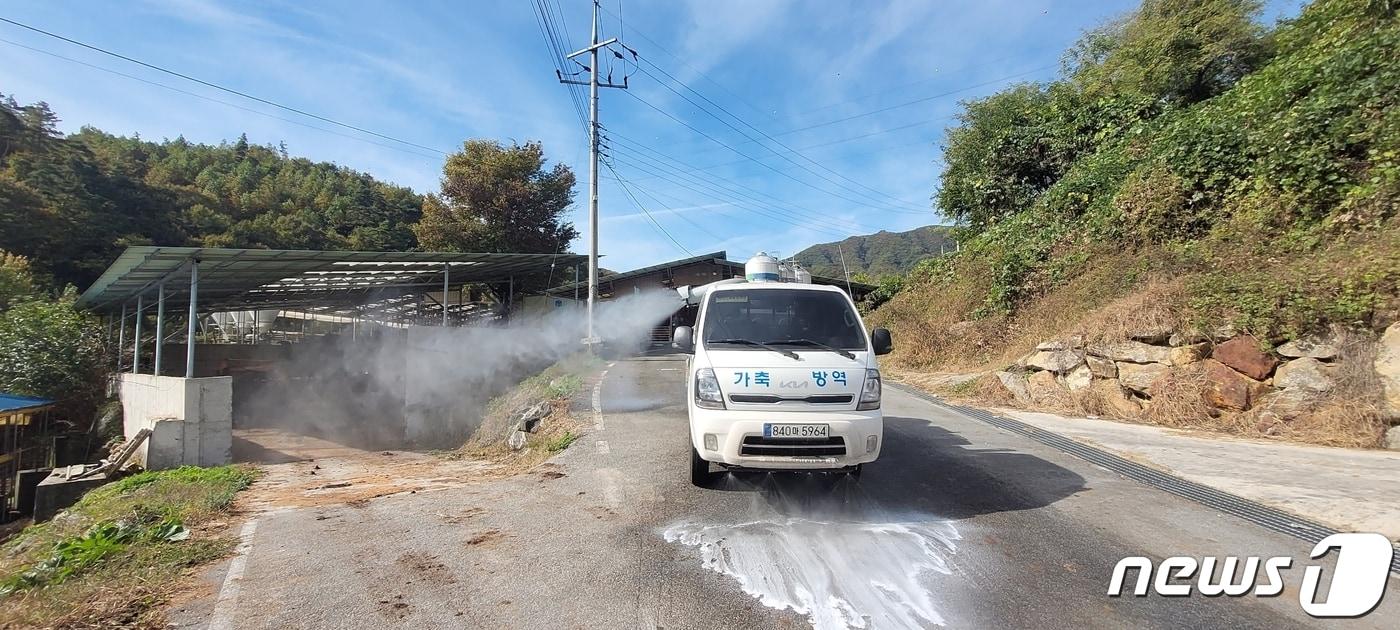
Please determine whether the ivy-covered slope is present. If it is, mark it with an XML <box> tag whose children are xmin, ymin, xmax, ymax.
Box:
<box><xmin>872</xmin><ymin>0</ymin><xmax>1399</xmax><ymax>369</ymax></box>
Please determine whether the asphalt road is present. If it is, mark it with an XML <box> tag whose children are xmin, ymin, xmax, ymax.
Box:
<box><xmin>177</xmin><ymin>355</ymin><xmax>1399</xmax><ymax>629</ymax></box>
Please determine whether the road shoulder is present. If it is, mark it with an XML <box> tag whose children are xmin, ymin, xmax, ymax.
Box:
<box><xmin>940</xmin><ymin>397</ymin><xmax>1400</xmax><ymax>542</ymax></box>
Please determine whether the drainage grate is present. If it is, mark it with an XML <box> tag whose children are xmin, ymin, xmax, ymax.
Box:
<box><xmin>892</xmin><ymin>384</ymin><xmax>1400</xmax><ymax>575</ymax></box>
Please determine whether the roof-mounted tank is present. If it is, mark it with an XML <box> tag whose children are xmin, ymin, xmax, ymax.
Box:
<box><xmin>745</xmin><ymin>252</ymin><xmax>780</xmax><ymax>282</ymax></box>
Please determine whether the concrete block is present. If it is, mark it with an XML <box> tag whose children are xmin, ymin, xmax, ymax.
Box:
<box><xmin>119</xmin><ymin>374</ymin><xmax>233</xmax><ymax>469</ymax></box>
<box><xmin>34</xmin><ymin>466</ymin><xmax>107</xmax><ymax>522</ymax></box>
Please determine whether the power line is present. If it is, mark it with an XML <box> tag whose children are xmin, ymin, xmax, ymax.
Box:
<box><xmin>0</xmin><ymin>38</ymin><xmax>445</xmax><ymax>161</ymax></box>
<box><xmin>610</xmin><ymin>172</ymin><xmax>727</xmax><ymax>243</ymax></box>
<box><xmin>605</xmin><ymin>148</ymin><xmax>870</xmax><ymax>239</ymax></box>
<box><xmin>532</xmin><ymin>0</ymin><xmax>591</xmax><ymax>138</ymax></box>
<box><xmin>604</xmin><ymin>161</ymin><xmax>694</xmax><ymax>256</ymax></box>
<box><xmin>633</xmin><ymin>59</ymin><xmax>927</xmax><ymax>210</ymax></box>
<box><xmin>604</xmin><ymin>129</ymin><xmax>921</xmax><ymax>231</ymax></box>
<box><xmin>624</xmin><ymin>89</ymin><xmax>928</xmax><ymax>217</ymax></box>
<box><xmin>624</xmin><ymin>128</ymin><xmax>942</xmax><ymax>184</ymax></box>
<box><xmin>596</xmin><ymin>3</ymin><xmax>772</xmax><ymax>122</ymax></box>
<box><xmin>651</xmin><ymin>64</ymin><xmax>1055</xmax><ymax>164</ymax></box>
<box><xmin>776</xmin><ymin>65</ymin><xmax>1053</xmax><ymax>136</ymax></box>
<box><xmin>603</xmin><ymin>162</ymin><xmax>858</xmax><ymax>244</ymax></box>
<box><xmin>0</xmin><ymin>16</ymin><xmax>451</xmax><ymax>156</ymax></box>
<box><xmin>605</xmin><ymin>132</ymin><xmax>872</xmax><ymax>231</ymax></box>
<box><xmin>605</xmin><ymin>136</ymin><xmax>874</xmax><ymax>234</ymax></box>
<box><xmin>792</xmin><ymin>53</ymin><xmax>1033</xmax><ymax>116</ymax></box>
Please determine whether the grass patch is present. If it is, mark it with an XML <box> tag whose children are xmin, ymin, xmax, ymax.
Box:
<box><xmin>0</xmin><ymin>464</ymin><xmax>257</xmax><ymax>628</ymax></box>
<box><xmin>546</xmin><ymin>431</ymin><xmax>579</xmax><ymax>453</ymax></box>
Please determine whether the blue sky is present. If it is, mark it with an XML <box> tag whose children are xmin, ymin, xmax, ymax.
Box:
<box><xmin>2</xmin><ymin>0</ymin><xmax>1306</xmax><ymax>271</ymax></box>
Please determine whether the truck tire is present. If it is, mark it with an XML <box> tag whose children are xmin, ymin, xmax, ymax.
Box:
<box><xmin>690</xmin><ymin>446</ymin><xmax>714</xmax><ymax>487</ymax></box>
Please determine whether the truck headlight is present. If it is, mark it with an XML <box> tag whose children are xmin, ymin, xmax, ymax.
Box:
<box><xmin>695</xmin><ymin>368</ymin><xmax>725</xmax><ymax>409</ymax></box>
<box><xmin>856</xmin><ymin>368</ymin><xmax>881</xmax><ymax>410</ymax></box>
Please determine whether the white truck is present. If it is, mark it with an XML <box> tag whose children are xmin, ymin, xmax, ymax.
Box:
<box><xmin>672</xmin><ymin>254</ymin><xmax>892</xmax><ymax>486</ymax></box>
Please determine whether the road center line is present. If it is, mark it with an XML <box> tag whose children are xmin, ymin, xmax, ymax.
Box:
<box><xmin>206</xmin><ymin>518</ymin><xmax>259</xmax><ymax>630</ymax></box>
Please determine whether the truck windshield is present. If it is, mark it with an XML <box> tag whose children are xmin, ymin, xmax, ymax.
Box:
<box><xmin>702</xmin><ymin>288</ymin><xmax>866</xmax><ymax>351</ymax></box>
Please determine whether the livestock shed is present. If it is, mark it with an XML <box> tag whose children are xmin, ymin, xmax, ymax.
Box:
<box><xmin>78</xmin><ymin>246</ymin><xmax>586</xmax><ymax>467</ymax></box>
<box><xmin>0</xmin><ymin>393</ymin><xmax>55</xmax><ymax>522</ymax></box>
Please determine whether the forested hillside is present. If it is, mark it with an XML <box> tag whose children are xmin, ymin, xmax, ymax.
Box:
<box><xmin>871</xmin><ymin>0</ymin><xmax>1400</xmax><ymax>447</ymax></box>
<box><xmin>793</xmin><ymin>225</ymin><xmax>953</xmax><ymax>279</ymax></box>
<box><xmin>0</xmin><ymin>96</ymin><xmax>424</xmax><ymax>289</ymax></box>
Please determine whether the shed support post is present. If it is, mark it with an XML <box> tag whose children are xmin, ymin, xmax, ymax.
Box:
<box><xmin>132</xmin><ymin>294</ymin><xmax>143</xmax><ymax>374</ymax></box>
<box><xmin>117</xmin><ymin>303</ymin><xmax>127</xmax><ymax>371</ymax></box>
<box><xmin>185</xmin><ymin>262</ymin><xmax>198</xmax><ymax>378</ymax></box>
<box><xmin>442</xmin><ymin>263</ymin><xmax>450</xmax><ymax>327</ymax></box>
<box><xmin>154</xmin><ymin>282</ymin><xmax>165</xmax><ymax>375</ymax></box>
<box><xmin>507</xmin><ymin>276</ymin><xmax>514</xmax><ymax>324</ymax></box>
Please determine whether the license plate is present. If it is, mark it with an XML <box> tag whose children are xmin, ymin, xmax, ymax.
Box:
<box><xmin>764</xmin><ymin>423</ymin><xmax>829</xmax><ymax>439</ymax></box>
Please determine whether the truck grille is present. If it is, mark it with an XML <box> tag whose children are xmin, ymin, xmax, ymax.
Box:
<box><xmin>729</xmin><ymin>394</ymin><xmax>853</xmax><ymax>404</ymax></box>
<box><xmin>740</xmin><ymin>436</ymin><xmax>847</xmax><ymax>457</ymax></box>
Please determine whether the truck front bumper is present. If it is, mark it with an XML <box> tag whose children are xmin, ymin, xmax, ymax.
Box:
<box><xmin>690</xmin><ymin>407</ymin><xmax>883</xmax><ymax>470</ymax></box>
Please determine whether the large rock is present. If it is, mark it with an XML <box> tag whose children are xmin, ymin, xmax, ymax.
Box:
<box><xmin>1202</xmin><ymin>359</ymin><xmax>1267</xmax><ymax>411</ymax></box>
<box><xmin>1128</xmin><ymin>322</ymin><xmax>1174</xmax><ymax>345</ymax></box>
<box><xmin>1211</xmin><ymin>336</ymin><xmax>1278</xmax><ymax>380</ymax></box>
<box><xmin>1169</xmin><ymin>343</ymin><xmax>1209</xmax><ymax>367</ymax></box>
<box><xmin>1168</xmin><ymin>329</ymin><xmax>1208</xmax><ymax>347</ymax></box>
<box><xmin>995</xmin><ymin>371</ymin><xmax>1031</xmax><ymax>404</ymax></box>
<box><xmin>1088</xmin><ymin>340</ymin><xmax>1172</xmax><ymax>365</ymax></box>
<box><xmin>1023</xmin><ymin>349</ymin><xmax>1085</xmax><ymax>374</ymax></box>
<box><xmin>1252</xmin><ymin>388</ymin><xmax>1319</xmax><ymax>421</ymax></box>
<box><xmin>1036</xmin><ymin>336</ymin><xmax>1083</xmax><ymax>351</ymax></box>
<box><xmin>1086</xmin><ymin>355</ymin><xmax>1118</xmax><ymax>379</ymax></box>
<box><xmin>1377</xmin><ymin>323</ymin><xmax>1400</xmax><ymax>420</ymax></box>
<box><xmin>1089</xmin><ymin>379</ymin><xmax>1141</xmax><ymax>417</ymax></box>
<box><xmin>1060</xmin><ymin>363</ymin><xmax>1093</xmax><ymax>391</ymax></box>
<box><xmin>515</xmin><ymin>401</ymin><xmax>552</xmax><ymax>433</ymax></box>
<box><xmin>1273</xmin><ymin>357</ymin><xmax>1334</xmax><ymax>392</ymax></box>
<box><xmin>1385</xmin><ymin>426</ymin><xmax>1400</xmax><ymax>451</ymax></box>
<box><xmin>1276</xmin><ymin>334</ymin><xmax>1341</xmax><ymax>361</ymax></box>
<box><xmin>1117</xmin><ymin>362</ymin><xmax>1170</xmax><ymax>397</ymax></box>
<box><xmin>507</xmin><ymin>429</ymin><xmax>528</xmax><ymax>451</ymax></box>
<box><xmin>1026</xmin><ymin>370</ymin><xmax>1064</xmax><ymax>403</ymax></box>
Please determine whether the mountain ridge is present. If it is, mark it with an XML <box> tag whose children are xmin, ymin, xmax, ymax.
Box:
<box><xmin>793</xmin><ymin>225</ymin><xmax>953</xmax><ymax>279</ymax></box>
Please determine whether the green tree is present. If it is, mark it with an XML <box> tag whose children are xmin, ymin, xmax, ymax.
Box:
<box><xmin>1068</xmin><ymin>0</ymin><xmax>1271</xmax><ymax>104</ymax></box>
<box><xmin>0</xmin><ymin>251</ymin><xmax>40</xmax><ymax>310</ymax></box>
<box><xmin>414</xmin><ymin>140</ymin><xmax>577</xmax><ymax>253</ymax></box>
<box><xmin>1</xmin><ymin>95</ymin><xmax>426</xmax><ymax>289</ymax></box>
<box><xmin>0</xmin><ymin>287</ymin><xmax>106</xmax><ymax>420</ymax></box>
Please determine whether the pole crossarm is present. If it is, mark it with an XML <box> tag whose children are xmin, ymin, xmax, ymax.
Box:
<box><xmin>565</xmin><ymin>37</ymin><xmax>617</xmax><ymax>59</ymax></box>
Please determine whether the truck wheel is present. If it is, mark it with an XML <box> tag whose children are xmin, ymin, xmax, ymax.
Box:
<box><xmin>690</xmin><ymin>447</ymin><xmax>714</xmax><ymax>487</ymax></box>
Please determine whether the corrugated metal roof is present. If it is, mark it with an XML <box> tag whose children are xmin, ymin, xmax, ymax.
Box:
<box><xmin>0</xmin><ymin>393</ymin><xmax>54</xmax><ymax>413</ymax></box>
<box><xmin>76</xmin><ymin>246</ymin><xmax>586</xmax><ymax>313</ymax></box>
<box><xmin>548</xmin><ymin>250</ymin><xmax>876</xmax><ymax>296</ymax></box>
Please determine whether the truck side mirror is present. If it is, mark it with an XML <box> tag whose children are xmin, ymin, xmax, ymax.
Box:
<box><xmin>871</xmin><ymin>328</ymin><xmax>893</xmax><ymax>355</ymax></box>
<box><xmin>673</xmin><ymin>325</ymin><xmax>694</xmax><ymax>353</ymax></box>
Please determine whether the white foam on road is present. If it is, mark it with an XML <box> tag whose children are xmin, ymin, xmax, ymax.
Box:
<box><xmin>664</xmin><ymin>517</ymin><xmax>959</xmax><ymax>629</ymax></box>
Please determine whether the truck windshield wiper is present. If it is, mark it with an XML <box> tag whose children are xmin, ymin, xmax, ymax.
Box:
<box><xmin>771</xmin><ymin>338</ymin><xmax>856</xmax><ymax>360</ymax></box>
<box><xmin>707</xmin><ymin>338</ymin><xmax>801</xmax><ymax>361</ymax></box>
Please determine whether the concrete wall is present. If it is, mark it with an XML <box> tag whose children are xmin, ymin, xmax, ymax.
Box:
<box><xmin>119</xmin><ymin>373</ymin><xmax>233</xmax><ymax>470</ymax></box>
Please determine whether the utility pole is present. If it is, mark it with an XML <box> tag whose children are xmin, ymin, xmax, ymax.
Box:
<box><xmin>560</xmin><ymin>0</ymin><xmax>627</xmax><ymax>348</ymax></box>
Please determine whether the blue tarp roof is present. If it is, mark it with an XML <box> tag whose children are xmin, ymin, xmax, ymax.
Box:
<box><xmin>0</xmin><ymin>393</ymin><xmax>54</xmax><ymax>413</ymax></box>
